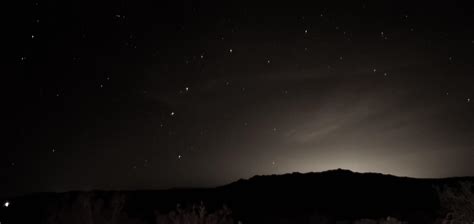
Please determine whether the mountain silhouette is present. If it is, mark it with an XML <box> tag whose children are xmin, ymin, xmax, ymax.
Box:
<box><xmin>1</xmin><ymin>169</ymin><xmax>473</xmax><ymax>223</ymax></box>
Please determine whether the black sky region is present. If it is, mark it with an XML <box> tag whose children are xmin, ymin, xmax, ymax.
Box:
<box><xmin>3</xmin><ymin>1</ymin><xmax>474</xmax><ymax>197</ymax></box>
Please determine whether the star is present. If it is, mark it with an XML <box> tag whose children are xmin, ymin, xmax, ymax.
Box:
<box><xmin>99</xmin><ymin>84</ymin><xmax>103</xmax><ymax>88</ymax></box>
<box><xmin>178</xmin><ymin>154</ymin><xmax>182</xmax><ymax>159</ymax></box>
<box><xmin>229</xmin><ymin>49</ymin><xmax>233</xmax><ymax>53</ymax></box>
<box><xmin>3</xmin><ymin>201</ymin><xmax>9</xmax><ymax>208</ymax></box>
<box><xmin>304</xmin><ymin>29</ymin><xmax>308</xmax><ymax>34</ymax></box>
<box><xmin>52</xmin><ymin>148</ymin><xmax>56</xmax><ymax>153</ymax></box>
<box><xmin>373</xmin><ymin>68</ymin><xmax>377</xmax><ymax>72</ymax></box>
<box><xmin>185</xmin><ymin>87</ymin><xmax>189</xmax><ymax>92</ymax></box>
<box><xmin>31</xmin><ymin>35</ymin><xmax>35</xmax><ymax>39</ymax></box>
<box><xmin>468</xmin><ymin>98</ymin><xmax>471</xmax><ymax>103</ymax></box>
<box><xmin>200</xmin><ymin>54</ymin><xmax>204</xmax><ymax>59</ymax></box>
<box><xmin>170</xmin><ymin>112</ymin><xmax>175</xmax><ymax>116</ymax></box>
<box><xmin>267</xmin><ymin>59</ymin><xmax>271</xmax><ymax>64</ymax></box>
<box><xmin>384</xmin><ymin>72</ymin><xmax>388</xmax><ymax>76</ymax></box>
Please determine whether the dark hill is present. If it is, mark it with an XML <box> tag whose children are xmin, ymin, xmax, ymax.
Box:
<box><xmin>1</xmin><ymin>169</ymin><xmax>473</xmax><ymax>223</ymax></box>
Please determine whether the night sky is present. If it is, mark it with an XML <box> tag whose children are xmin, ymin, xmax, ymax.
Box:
<box><xmin>4</xmin><ymin>1</ymin><xmax>474</xmax><ymax>197</ymax></box>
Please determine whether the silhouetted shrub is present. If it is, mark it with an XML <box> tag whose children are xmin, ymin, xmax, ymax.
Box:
<box><xmin>436</xmin><ymin>181</ymin><xmax>474</xmax><ymax>224</ymax></box>
<box><xmin>45</xmin><ymin>192</ymin><xmax>143</xmax><ymax>224</ymax></box>
<box><xmin>154</xmin><ymin>202</ymin><xmax>234</xmax><ymax>224</ymax></box>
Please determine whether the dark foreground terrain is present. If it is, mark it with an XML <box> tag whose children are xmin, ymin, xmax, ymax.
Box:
<box><xmin>1</xmin><ymin>169</ymin><xmax>474</xmax><ymax>223</ymax></box>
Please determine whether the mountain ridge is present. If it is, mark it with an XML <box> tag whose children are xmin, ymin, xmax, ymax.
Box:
<box><xmin>6</xmin><ymin>169</ymin><xmax>474</xmax><ymax>199</ymax></box>
<box><xmin>2</xmin><ymin>169</ymin><xmax>474</xmax><ymax>223</ymax></box>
